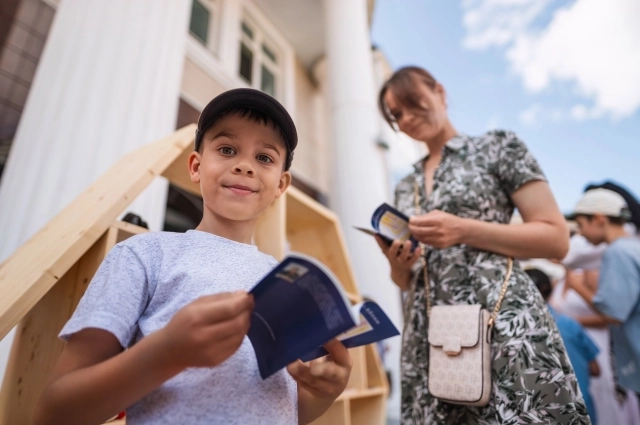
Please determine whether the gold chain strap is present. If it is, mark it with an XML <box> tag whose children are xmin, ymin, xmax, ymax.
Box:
<box><xmin>412</xmin><ymin>181</ymin><xmax>513</xmax><ymax>327</ymax></box>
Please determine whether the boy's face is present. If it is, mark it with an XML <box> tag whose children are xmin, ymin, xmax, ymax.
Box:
<box><xmin>188</xmin><ymin>113</ymin><xmax>291</xmax><ymax>223</ymax></box>
<box><xmin>575</xmin><ymin>215</ymin><xmax>607</xmax><ymax>245</ymax></box>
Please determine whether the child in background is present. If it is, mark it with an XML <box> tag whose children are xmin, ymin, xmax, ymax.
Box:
<box><xmin>553</xmin><ymin>233</ymin><xmax>640</xmax><ymax>425</ymax></box>
<box><xmin>568</xmin><ymin>188</ymin><xmax>640</xmax><ymax>400</ymax></box>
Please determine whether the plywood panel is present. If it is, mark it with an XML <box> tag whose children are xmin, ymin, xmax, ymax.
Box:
<box><xmin>345</xmin><ymin>347</ymin><xmax>367</xmax><ymax>391</ymax></box>
<box><xmin>0</xmin><ymin>222</ymin><xmax>148</xmax><ymax>423</ymax></box>
<box><xmin>0</xmin><ymin>233</ymin><xmax>112</xmax><ymax>423</ymax></box>
<box><xmin>350</xmin><ymin>395</ymin><xmax>386</xmax><ymax>425</ymax></box>
<box><xmin>253</xmin><ymin>196</ymin><xmax>287</xmax><ymax>260</ymax></box>
<box><xmin>285</xmin><ymin>189</ymin><xmax>360</xmax><ymax>299</ymax></box>
<box><xmin>287</xmin><ymin>223</ymin><xmax>359</xmax><ymax>298</ymax></box>
<box><xmin>309</xmin><ymin>399</ymin><xmax>350</xmax><ymax>425</ymax></box>
<box><xmin>161</xmin><ymin>146</ymin><xmax>201</xmax><ymax>197</ymax></box>
<box><xmin>364</xmin><ymin>344</ymin><xmax>387</xmax><ymax>390</ymax></box>
<box><xmin>113</xmin><ymin>221</ymin><xmax>150</xmax><ymax>245</ymax></box>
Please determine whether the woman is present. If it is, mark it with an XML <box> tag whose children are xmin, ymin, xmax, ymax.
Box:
<box><xmin>377</xmin><ymin>66</ymin><xmax>590</xmax><ymax>424</ymax></box>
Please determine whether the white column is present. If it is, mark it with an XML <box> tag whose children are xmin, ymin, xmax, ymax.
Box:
<box><xmin>0</xmin><ymin>0</ymin><xmax>190</xmax><ymax>384</ymax></box>
<box><xmin>217</xmin><ymin>0</ymin><xmax>242</xmax><ymax>78</ymax></box>
<box><xmin>323</xmin><ymin>0</ymin><xmax>403</xmax><ymax>418</ymax></box>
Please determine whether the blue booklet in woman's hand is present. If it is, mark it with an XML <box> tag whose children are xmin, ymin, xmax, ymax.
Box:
<box><xmin>248</xmin><ymin>253</ymin><xmax>400</xmax><ymax>379</ymax></box>
<box><xmin>354</xmin><ymin>203</ymin><xmax>418</xmax><ymax>250</ymax></box>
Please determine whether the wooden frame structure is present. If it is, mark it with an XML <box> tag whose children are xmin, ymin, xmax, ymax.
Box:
<box><xmin>0</xmin><ymin>125</ymin><xmax>388</xmax><ymax>425</ymax></box>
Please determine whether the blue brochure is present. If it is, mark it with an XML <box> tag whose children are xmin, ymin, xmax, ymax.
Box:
<box><xmin>248</xmin><ymin>253</ymin><xmax>399</xmax><ymax>379</ymax></box>
<box><xmin>300</xmin><ymin>300</ymin><xmax>400</xmax><ymax>362</ymax></box>
<box><xmin>354</xmin><ymin>203</ymin><xmax>418</xmax><ymax>250</ymax></box>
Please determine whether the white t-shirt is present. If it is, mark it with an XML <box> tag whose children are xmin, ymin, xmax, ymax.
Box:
<box><xmin>60</xmin><ymin>230</ymin><xmax>297</xmax><ymax>425</ymax></box>
<box><xmin>562</xmin><ymin>234</ymin><xmax>607</xmax><ymax>271</ymax></box>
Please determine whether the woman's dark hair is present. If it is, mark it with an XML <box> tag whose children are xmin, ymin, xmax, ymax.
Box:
<box><xmin>378</xmin><ymin>66</ymin><xmax>438</xmax><ymax>130</ymax></box>
<box><xmin>525</xmin><ymin>268</ymin><xmax>552</xmax><ymax>301</ymax></box>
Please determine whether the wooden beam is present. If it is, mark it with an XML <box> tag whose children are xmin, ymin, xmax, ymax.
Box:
<box><xmin>0</xmin><ymin>124</ymin><xmax>196</xmax><ymax>341</ymax></box>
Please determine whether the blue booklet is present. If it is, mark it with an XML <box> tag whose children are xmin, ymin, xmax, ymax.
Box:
<box><xmin>300</xmin><ymin>300</ymin><xmax>399</xmax><ymax>362</ymax></box>
<box><xmin>248</xmin><ymin>253</ymin><xmax>400</xmax><ymax>379</ymax></box>
<box><xmin>354</xmin><ymin>203</ymin><xmax>418</xmax><ymax>250</ymax></box>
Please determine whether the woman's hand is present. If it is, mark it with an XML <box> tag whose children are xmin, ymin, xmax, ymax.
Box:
<box><xmin>408</xmin><ymin>210</ymin><xmax>466</xmax><ymax>249</ymax></box>
<box><xmin>375</xmin><ymin>236</ymin><xmax>423</xmax><ymax>290</ymax></box>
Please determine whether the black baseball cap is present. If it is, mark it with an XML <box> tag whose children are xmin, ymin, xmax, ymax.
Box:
<box><xmin>194</xmin><ymin>88</ymin><xmax>297</xmax><ymax>170</ymax></box>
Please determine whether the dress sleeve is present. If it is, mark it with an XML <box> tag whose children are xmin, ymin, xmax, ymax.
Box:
<box><xmin>59</xmin><ymin>243</ymin><xmax>150</xmax><ymax>348</ymax></box>
<box><xmin>495</xmin><ymin>131</ymin><xmax>546</xmax><ymax>194</ymax></box>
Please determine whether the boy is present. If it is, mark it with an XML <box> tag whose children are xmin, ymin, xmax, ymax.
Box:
<box><xmin>35</xmin><ymin>88</ymin><xmax>352</xmax><ymax>425</ymax></box>
<box><xmin>526</xmin><ymin>268</ymin><xmax>600</xmax><ymax>424</ymax></box>
<box><xmin>566</xmin><ymin>188</ymin><xmax>640</xmax><ymax>398</ymax></box>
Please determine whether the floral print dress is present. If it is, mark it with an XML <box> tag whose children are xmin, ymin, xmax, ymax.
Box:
<box><xmin>394</xmin><ymin>130</ymin><xmax>591</xmax><ymax>425</ymax></box>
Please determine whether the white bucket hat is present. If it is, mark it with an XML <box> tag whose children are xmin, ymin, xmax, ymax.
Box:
<box><xmin>568</xmin><ymin>188</ymin><xmax>631</xmax><ymax>220</ymax></box>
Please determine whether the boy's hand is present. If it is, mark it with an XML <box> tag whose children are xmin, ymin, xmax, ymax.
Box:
<box><xmin>160</xmin><ymin>291</ymin><xmax>254</xmax><ymax>369</ymax></box>
<box><xmin>289</xmin><ymin>339</ymin><xmax>352</xmax><ymax>424</ymax></box>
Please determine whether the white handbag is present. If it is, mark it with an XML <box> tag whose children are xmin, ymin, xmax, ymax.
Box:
<box><xmin>407</xmin><ymin>182</ymin><xmax>513</xmax><ymax>406</ymax></box>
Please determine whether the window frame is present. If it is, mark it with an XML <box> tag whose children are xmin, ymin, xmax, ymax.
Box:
<box><xmin>237</xmin><ymin>14</ymin><xmax>282</xmax><ymax>99</ymax></box>
<box><xmin>188</xmin><ymin>0</ymin><xmax>220</xmax><ymax>54</ymax></box>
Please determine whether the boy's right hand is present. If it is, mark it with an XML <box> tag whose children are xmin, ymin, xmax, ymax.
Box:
<box><xmin>160</xmin><ymin>291</ymin><xmax>254</xmax><ymax>369</ymax></box>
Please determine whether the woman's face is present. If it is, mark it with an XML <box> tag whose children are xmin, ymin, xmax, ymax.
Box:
<box><xmin>384</xmin><ymin>80</ymin><xmax>448</xmax><ymax>142</ymax></box>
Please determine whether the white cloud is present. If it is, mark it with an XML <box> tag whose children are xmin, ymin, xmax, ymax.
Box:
<box><xmin>519</xmin><ymin>103</ymin><xmax>605</xmax><ymax>125</ymax></box>
<box><xmin>462</xmin><ymin>0</ymin><xmax>553</xmax><ymax>50</ymax></box>
<box><xmin>463</xmin><ymin>0</ymin><xmax>640</xmax><ymax>120</ymax></box>
<box><xmin>519</xmin><ymin>103</ymin><xmax>541</xmax><ymax>125</ymax></box>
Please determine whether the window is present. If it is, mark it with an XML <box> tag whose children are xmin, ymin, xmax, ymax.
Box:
<box><xmin>239</xmin><ymin>43</ymin><xmax>253</xmax><ymax>83</ymax></box>
<box><xmin>238</xmin><ymin>18</ymin><xmax>280</xmax><ymax>98</ymax></box>
<box><xmin>189</xmin><ymin>0</ymin><xmax>218</xmax><ymax>50</ymax></box>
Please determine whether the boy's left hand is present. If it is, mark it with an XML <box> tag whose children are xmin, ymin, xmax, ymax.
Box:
<box><xmin>288</xmin><ymin>339</ymin><xmax>352</xmax><ymax>424</ymax></box>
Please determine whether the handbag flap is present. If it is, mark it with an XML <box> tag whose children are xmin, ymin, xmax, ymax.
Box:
<box><xmin>428</xmin><ymin>304</ymin><xmax>483</xmax><ymax>348</ymax></box>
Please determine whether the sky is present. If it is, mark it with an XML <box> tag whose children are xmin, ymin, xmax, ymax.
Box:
<box><xmin>371</xmin><ymin>0</ymin><xmax>640</xmax><ymax>213</ymax></box>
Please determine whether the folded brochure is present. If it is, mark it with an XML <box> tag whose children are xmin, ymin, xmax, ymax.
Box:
<box><xmin>354</xmin><ymin>203</ymin><xmax>418</xmax><ymax>250</ymax></box>
<box><xmin>248</xmin><ymin>252</ymin><xmax>399</xmax><ymax>379</ymax></box>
